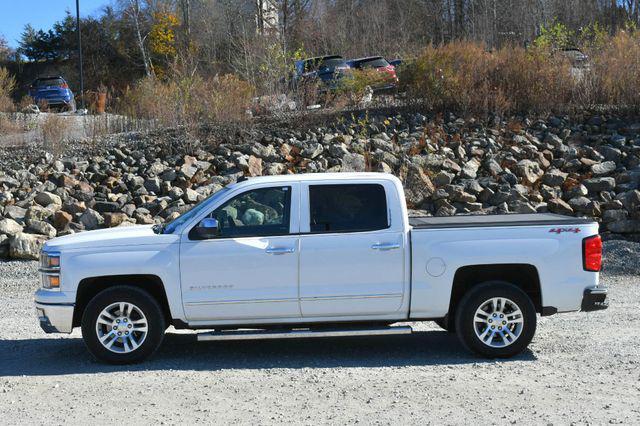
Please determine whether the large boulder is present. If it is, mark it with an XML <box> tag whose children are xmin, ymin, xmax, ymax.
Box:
<box><xmin>27</xmin><ymin>220</ymin><xmax>57</xmax><ymax>238</ymax></box>
<box><xmin>591</xmin><ymin>161</ymin><xmax>616</xmax><ymax>176</ymax></box>
<box><xmin>104</xmin><ymin>212</ymin><xmax>134</xmax><ymax>227</ymax></box>
<box><xmin>515</xmin><ymin>160</ymin><xmax>543</xmax><ymax>185</ymax></box>
<box><xmin>547</xmin><ymin>198</ymin><xmax>573</xmax><ymax>215</ymax></box>
<box><xmin>4</xmin><ymin>205</ymin><xmax>27</xmax><ymax>221</ymax></box>
<box><xmin>460</xmin><ymin>159</ymin><xmax>480</xmax><ymax>179</ymax></box>
<box><xmin>247</xmin><ymin>155</ymin><xmax>263</xmax><ymax>177</ymax></box>
<box><xmin>34</xmin><ymin>191</ymin><xmax>62</xmax><ymax>207</ymax></box>
<box><xmin>583</xmin><ymin>177</ymin><xmax>615</xmax><ymax>193</ymax></box>
<box><xmin>341</xmin><ymin>153</ymin><xmax>366</xmax><ymax>172</ymax></box>
<box><xmin>403</xmin><ymin>165</ymin><xmax>436</xmax><ymax>208</ymax></box>
<box><xmin>0</xmin><ymin>218</ymin><xmax>23</xmax><ymax>236</ymax></box>
<box><xmin>607</xmin><ymin>220</ymin><xmax>640</xmax><ymax>233</ymax></box>
<box><xmin>53</xmin><ymin>210</ymin><xmax>73</xmax><ymax>231</ymax></box>
<box><xmin>79</xmin><ymin>209</ymin><xmax>104</xmax><ymax>230</ymax></box>
<box><xmin>541</xmin><ymin>169</ymin><xmax>568</xmax><ymax>187</ymax></box>
<box><xmin>9</xmin><ymin>233</ymin><xmax>47</xmax><ymax>260</ymax></box>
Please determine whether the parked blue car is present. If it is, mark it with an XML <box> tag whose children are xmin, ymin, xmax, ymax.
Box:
<box><xmin>293</xmin><ymin>55</ymin><xmax>351</xmax><ymax>91</ymax></box>
<box><xmin>29</xmin><ymin>76</ymin><xmax>76</xmax><ymax>111</ymax></box>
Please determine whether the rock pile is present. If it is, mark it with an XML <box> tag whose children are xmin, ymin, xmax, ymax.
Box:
<box><xmin>1</xmin><ymin>111</ymin><xmax>639</xmax><ymax>259</ymax></box>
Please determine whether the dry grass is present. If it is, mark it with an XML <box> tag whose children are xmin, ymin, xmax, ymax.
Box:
<box><xmin>398</xmin><ymin>31</ymin><xmax>640</xmax><ymax>115</ymax></box>
<box><xmin>41</xmin><ymin>114</ymin><xmax>69</xmax><ymax>156</ymax></box>
<box><xmin>583</xmin><ymin>30</ymin><xmax>640</xmax><ymax>108</ymax></box>
<box><xmin>120</xmin><ymin>74</ymin><xmax>254</xmax><ymax>128</ymax></box>
<box><xmin>0</xmin><ymin>67</ymin><xmax>16</xmax><ymax>112</ymax></box>
<box><xmin>337</xmin><ymin>68</ymin><xmax>396</xmax><ymax>104</ymax></box>
<box><xmin>398</xmin><ymin>41</ymin><xmax>572</xmax><ymax>115</ymax></box>
<box><xmin>0</xmin><ymin>114</ymin><xmax>21</xmax><ymax>135</ymax></box>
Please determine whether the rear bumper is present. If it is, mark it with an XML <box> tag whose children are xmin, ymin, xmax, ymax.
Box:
<box><xmin>39</xmin><ymin>100</ymin><xmax>72</xmax><ymax>106</ymax></box>
<box><xmin>581</xmin><ymin>287</ymin><xmax>609</xmax><ymax>312</ymax></box>
<box><xmin>33</xmin><ymin>96</ymin><xmax>73</xmax><ymax>106</ymax></box>
<box><xmin>35</xmin><ymin>302</ymin><xmax>74</xmax><ymax>333</ymax></box>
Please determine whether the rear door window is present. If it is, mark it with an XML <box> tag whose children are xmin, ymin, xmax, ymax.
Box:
<box><xmin>309</xmin><ymin>184</ymin><xmax>388</xmax><ymax>233</ymax></box>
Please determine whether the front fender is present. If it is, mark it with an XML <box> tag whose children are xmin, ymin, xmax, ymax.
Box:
<box><xmin>60</xmin><ymin>243</ymin><xmax>183</xmax><ymax>321</ymax></box>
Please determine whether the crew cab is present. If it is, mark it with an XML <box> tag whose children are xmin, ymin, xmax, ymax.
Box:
<box><xmin>35</xmin><ymin>173</ymin><xmax>607</xmax><ymax>364</ymax></box>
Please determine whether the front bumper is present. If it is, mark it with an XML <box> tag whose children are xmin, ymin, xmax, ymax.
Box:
<box><xmin>35</xmin><ymin>302</ymin><xmax>74</xmax><ymax>333</ymax></box>
<box><xmin>581</xmin><ymin>287</ymin><xmax>609</xmax><ymax>312</ymax></box>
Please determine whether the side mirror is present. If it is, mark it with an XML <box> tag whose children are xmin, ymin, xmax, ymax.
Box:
<box><xmin>195</xmin><ymin>217</ymin><xmax>219</xmax><ymax>239</ymax></box>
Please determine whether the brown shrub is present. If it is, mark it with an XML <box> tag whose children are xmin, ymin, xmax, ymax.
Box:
<box><xmin>398</xmin><ymin>42</ymin><xmax>494</xmax><ymax>113</ymax></box>
<box><xmin>120</xmin><ymin>74</ymin><xmax>254</xmax><ymax>127</ymax></box>
<box><xmin>340</xmin><ymin>69</ymin><xmax>395</xmax><ymax>98</ymax></box>
<box><xmin>0</xmin><ymin>114</ymin><xmax>20</xmax><ymax>135</ymax></box>
<box><xmin>399</xmin><ymin>41</ymin><xmax>573</xmax><ymax>115</ymax></box>
<box><xmin>585</xmin><ymin>30</ymin><xmax>640</xmax><ymax>109</ymax></box>
<box><xmin>41</xmin><ymin>114</ymin><xmax>69</xmax><ymax>156</ymax></box>
<box><xmin>491</xmin><ymin>45</ymin><xmax>572</xmax><ymax>114</ymax></box>
<box><xmin>0</xmin><ymin>67</ymin><xmax>16</xmax><ymax>112</ymax></box>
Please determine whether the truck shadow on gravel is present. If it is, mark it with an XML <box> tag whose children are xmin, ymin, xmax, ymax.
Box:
<box><xmin>0</xmin><ymin>331</ymin><xmax>536</xmax><ymax>376</ymax></box>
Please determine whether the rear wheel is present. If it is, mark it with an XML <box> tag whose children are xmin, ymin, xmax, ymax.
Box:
<box><xmin>81</xmin><ymin>286</ymin><xmax>165</xmax><ymax>364</ymax></box>
<box><xmin>455</xmin><ymin>281</ymin><xmax>536</xmax><ymax>358</ymax></box>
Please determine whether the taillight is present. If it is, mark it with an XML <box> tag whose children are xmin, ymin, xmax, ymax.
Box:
<box><xmin>60</xmin><ymin>83</ymin><xmax>69</xmax><ymax>89</ymax></box>
<box><xmin>582</xmin><ymin>235</ymin><xmax>602</xmax><ymax>272</ymax></box>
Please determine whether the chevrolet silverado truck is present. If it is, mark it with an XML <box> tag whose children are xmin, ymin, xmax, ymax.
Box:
<box><xmin>35</xmin><ymin>173</ymin><xmax>608</xmax><ymax>364</ymax></box>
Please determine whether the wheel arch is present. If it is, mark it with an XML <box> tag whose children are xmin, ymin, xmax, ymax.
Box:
<box><xmin>74</xmin><ymin>275</ymin><xmax>172</xmax><ymax>328</ymax></box>
<box><xmin>447</xmin><ymin>264</ymin><xmax>542</xmax><ymax>320</ymax></box>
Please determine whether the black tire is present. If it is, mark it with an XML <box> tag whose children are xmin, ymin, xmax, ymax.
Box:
<box><xmin>455</xmin><ymin>281</ymin><xmax>536</xmax><ymax>358</ymax></box>
<box><xmin>81</xmin><ymin>286</ymin><xmax>165</xmax><ymax>364</ymax></box>
<box><xmin>434</xmin><ymin>317</ymin><xmax>455</xmax><ymax>333</ymax></box>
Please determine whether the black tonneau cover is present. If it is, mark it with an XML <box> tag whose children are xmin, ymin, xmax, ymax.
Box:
<box><xmin>409</xmin><ymin>213</ymin><xmax>594</xmax><ymax>229</ymax></box>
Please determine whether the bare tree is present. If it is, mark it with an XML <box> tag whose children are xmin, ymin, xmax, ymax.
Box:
<box><xmin>120</xmin><ymin>0</ymin><xmax>153</xmax><ymax>77</ymax></box>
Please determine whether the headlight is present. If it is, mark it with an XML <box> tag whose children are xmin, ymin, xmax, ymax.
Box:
<box><xmin>39</xmin><ymin>252</ymin><xmax>61</xmax><ymax>290</ymax></box>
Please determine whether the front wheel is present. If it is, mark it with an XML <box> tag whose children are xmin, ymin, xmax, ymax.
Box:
<box><xmin>455</xmin><ymin>281</ymin><xmax>536</xmax><ymax>358</ymax></box>
<box><xmin>81</xmin><ymin>286</ymin><xmax>165</xmax><ymax>364</ymax></box>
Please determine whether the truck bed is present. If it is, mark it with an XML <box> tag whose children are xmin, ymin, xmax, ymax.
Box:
<box><xmin>409</xmin><ymin>213</ymin><xmax>594</xmax><ymax>229</ymax></box>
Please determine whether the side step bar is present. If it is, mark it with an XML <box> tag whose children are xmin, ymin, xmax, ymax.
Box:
<box><xmin>197</xmin><ymin>325</ymin><xmax>413</xmax><ymax>342</ymax></box>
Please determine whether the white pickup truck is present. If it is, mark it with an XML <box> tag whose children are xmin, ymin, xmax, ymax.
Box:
<box><xmin>35</xmin><ymin>173</ymin><xmax>608</xmax><ymax>364</ymax></box>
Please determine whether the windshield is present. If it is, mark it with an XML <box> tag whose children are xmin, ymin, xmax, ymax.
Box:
<box><xmin>35</xmin><ymin>78</ymin><xmax>65</xmax><ymax>87</ymax></box>
<box><xmin>304</xmin><ymin>57</ymin><xmax>346</xmax><ymax>72</ymax></box>
<box><xmin>356</xmin><ymin>58</ymin><xmax>389</xmax><ymax>68</ymax></box>
<box><xmin>161</xmin><ymin>187</ymin><xmax>231</xmax><ymax>234</ymax></box>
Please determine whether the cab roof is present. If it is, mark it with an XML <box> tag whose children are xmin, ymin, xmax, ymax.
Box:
<box><xmin>232</xmin><ymin>172</ymin><xmax>399</xmax><ymax>188</ymax></box>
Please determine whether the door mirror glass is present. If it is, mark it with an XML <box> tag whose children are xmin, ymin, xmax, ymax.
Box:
<box><xmin>195</xmin><ymin>217</ymin><xmax>219</xmax><ymax>239</ymax></box>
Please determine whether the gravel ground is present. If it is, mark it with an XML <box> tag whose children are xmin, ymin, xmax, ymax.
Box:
<box><xmin>1</xmin><ymin>240</ymin><xmax>639</xmax><ymax>425</ymax></box>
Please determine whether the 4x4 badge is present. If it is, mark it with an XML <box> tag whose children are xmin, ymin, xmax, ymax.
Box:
<box><xmin>549</xmin><ymin>227</ymin><xmax>581</xmax><ymax>234</ymax></box>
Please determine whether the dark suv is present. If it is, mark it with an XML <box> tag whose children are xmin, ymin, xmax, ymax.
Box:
<box><xmin>29</xmin><ymin>76</ymin><xmax>76</xmax><ymax>111</ymax></box>
<box><xmin>293</xmin><ymin>55</ymin><xmax>351</xmax><ymax>91</ymax></box>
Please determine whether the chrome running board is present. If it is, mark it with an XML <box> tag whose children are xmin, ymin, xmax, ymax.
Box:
<box><xmin>197</xmin><ymin>325</ymin><xmax>413</xmax><ymax>341</ymax></box>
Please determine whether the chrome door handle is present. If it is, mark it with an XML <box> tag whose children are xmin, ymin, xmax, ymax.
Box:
<box><xmin>371</xmin><ymin>243</ymin><xmax>401</xmax><ymax>251</ymax></box>
<box><xmin>265</xmin><ymin>247</ymin><xmax>295</xmax><ymax>255</ymax></box>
